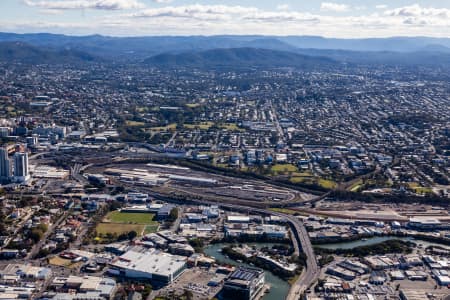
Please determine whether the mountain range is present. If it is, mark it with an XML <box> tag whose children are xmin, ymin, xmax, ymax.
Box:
<box><xmin>144</xmin><ymin>47</ymin><xmax>337</xmax><ymax>69</ymax></box>
<box><xmin>0</xmin><ymin>41</ymin><xmax>97</xmax><ymax>64</ymax></box>
<box><xmin>0</xmin><ymin>32</ymin><xmax>450</xmax><ymax>68</ymax></box>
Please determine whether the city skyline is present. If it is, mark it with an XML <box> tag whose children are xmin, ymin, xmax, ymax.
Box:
<box><xmin>0</xmin><ymin>0</ymin><xmax>449</xmax><ymax>37</ymax></box>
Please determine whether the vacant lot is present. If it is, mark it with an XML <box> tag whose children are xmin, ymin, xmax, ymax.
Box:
<box><xmin>96</xmin><ymin>223</ymin><xmax>146</xmax><ymax>236</ymax></box>
<box><xmin>271</xmin><ymin>163</ymin><xmax>298</xmax><ymax>174</ymax></box>
<box><xmin>48</xmin><ymin>256</ymin><xmax>83</xmax><ymax>269</ymax></box>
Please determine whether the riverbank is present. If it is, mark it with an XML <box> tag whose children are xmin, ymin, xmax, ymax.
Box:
<box><xmin>314</xmin><ymin>235</ymin><xmax>450</xmax><ymax>250</ymax></box>
<box><xmin>204</xmin><ymin>243</ymin><xmax>291</xmax><ymax>300</ymax></box>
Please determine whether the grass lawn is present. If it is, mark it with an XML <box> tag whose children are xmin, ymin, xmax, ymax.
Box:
<box><xmin>105</xmin><ymin>211</ymin><xmax>158</xmax><ymax>225</ymax></box>
<box><xmin>269</xmin><ymin>208</ymin><xmax>298</xmax><ymax>215</ymax></box>
<box><xmin>98</xmin><ymin>211</ymin><xmax>159</xmax><ymax>237</ymax></box>
<box><xmin>290</xmin><ymin>177</ymin><xmax>310</xmax><ymax>184</ymax></box>
<box><xmin>135</xmin><ymin>106</ymin><xmax>148</xmax><ymax>113</ymax></box>
<box><xmin>125</xmin><ymin>120</ymin><xmax>145</xmax><ymax>126</ymax></box>
<box><xmin>149</xmin><ymin>123</ymin><xmax>177</xmax><ymax>132</ymax></box>
<box><xmin>215</xmin><ymin>163</ymin><xmax>229</xmax><ymax>169</ymax></box>
<box><xmin>413</xmin><ymin>187</ymin><xmax>433</xmax><ymax>194</ymax></box>
<box><xmin>185</xmin><ymin>103</ymin><xmax>201</xmax><ymax>108</ymax></box>
<box><xmin>290</xmin><ymin>171</ymin><xmax>314</xmax><ymax>184</ymax></box>
<box><xmin>408</xmin><ymin>183</ymin><xmax>432</xmax><ymax>194</ymax></box>
<box><xmin>220</xmin><ymin>123</ymin><xmax>243</xmax><ymax>131</ymax></box>
<box><xmin>288</xmin><ymin>274</ymin><xmax>300</xmax><ymax>285</ymax></box>
<box><xmin>289</xmin><ymin>177</ymin><xmax>337</xmax><ymax>189</ymax></box>
<box><xmin>350</xmin><ymin>184</ymin><xmax>362</xmax><ymax>192</ymax></box>
<box><xmin>95</xmin><ymin>223</ymin><xmax>145</xmax><ymax>236</ymax></box>
<box><xmin>271</xmin><ymin>163</ymin><xmax>298</xmax><ymax>174</ymax></box>
<box><xmin>318</xmin><ymin>179</ymin><xmax>338</xmax><ymax>189</ymax></box>
<box><xmin>183</xmin><ymin>121</ymin><xmax>214</xmax><ymax>130</ymax></box>
<box><xmin>144</xmin><ymin>225</ymin><xmax>159</xmax><ymax>234</ymax></box>
<box><xmin>348</xmin><ymin>179</ymin><xmax>363</xmax><ymax>191</ymax></box>
<box><xmin>292</xmin><ymin>172</ymin><xmax>313</xmax><ymax>177</ymax></box>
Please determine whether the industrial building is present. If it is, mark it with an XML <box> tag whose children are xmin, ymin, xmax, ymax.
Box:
<box><xmin>108</xmin><ymin>248</ymin><xmax>186</xmax><ymax>285</ymax></box>
<box><xmin>48</xmin><ymin>275</ymin><xmax>116</xmax><ymax>299</ymax></box>
<box><xmin>221</xmin><ymin>267</ymin><xmax>265</xmax><ymax>300</ymax></box>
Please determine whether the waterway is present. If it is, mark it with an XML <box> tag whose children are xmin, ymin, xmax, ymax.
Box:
<box><xmin>204</xmin><ymin>237</ymin><xmax>450</xmax><ymax>300</ymax></box>
<box><xmin>315</xmin><ymin>236</ymin><xmax>450</xmax><ymax>250</ymax></box>
<box><xmin>203</xmin><ymin>243</ymin><xmax>291</xmax><ymax>300</ymax></box>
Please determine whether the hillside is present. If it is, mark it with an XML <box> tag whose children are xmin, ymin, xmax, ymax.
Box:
<box><xmin>1</xmin><ymin>32</ymin><xmax>450</xmax><ymax>60</ymax></box>
<box><xmin>0</xmin><ymin>41</ymin><xmax>98</xmax><ymax>64</ymax></box>
<box><xmin>144</xmin><ymin>47</ymin><xmax>337</xmax><ymax>69</ymax></box>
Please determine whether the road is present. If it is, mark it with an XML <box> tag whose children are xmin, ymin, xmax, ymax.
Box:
<box><xmin>269</xmin><ymin>99</ymin><xmax>285</xmax><ymax>143</ymax></box>
<box><xmin>171</xmin><ymin>207</ymin><xmax>183</xmax><ymax>233</ymax></box>
<box><xmin>165</xmin><ymin>132</ymin><xmax>178</xmax><ymax>148</ymax></box>
<box><xmin>70</xmin><ymin>163</ymin><xmax>88</xmax><ymax>183</ymax></box>
<box><xmin>27</xmin><ymin>212</ymin><xmax>68</xmax><ymax>259</ymax></box>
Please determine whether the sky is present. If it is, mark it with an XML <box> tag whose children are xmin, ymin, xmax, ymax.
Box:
<box><xmin>0</xmin><ymin>0</ymin><xmax>449</xmax><ymax>37</ymax></box>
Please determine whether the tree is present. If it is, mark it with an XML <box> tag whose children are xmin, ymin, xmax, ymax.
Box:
<box><xmin>29</xmin><ymin>229</ymin><xmax>44</xmax><ymax>243</ymax></box>
<box><xmin>168</xmin><ymin>208</ymin><xmax>178</xmax><ymax>222</ymax></box>
<box><xmin>127</xmin><ymin>230</ymin><xmax>137</xmax><ymax>240</ymax></box>
<box><xmin>36</xmin><ymin>223</ymin><xmax>48</xmax><ymax>233</ymax></box>
<box><xmin>184</xmin><ymin>290</ymin><xmax>194</xmax><ymax>300</ymax></box>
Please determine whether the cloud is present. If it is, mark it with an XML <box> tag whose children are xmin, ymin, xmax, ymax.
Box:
<box><xmin>23</xmin><ymin>0</ymin><xmax>145</xmax><ymax>10</ymax></box>
<box><xmin>39</xmin><ymin>8</ymin><xmax>64</xmax><ymax>14</ymax></box>
<box><xmin>131</xmin><ymin>4</ymin><xmax>259</xmax><ymax>21</ymax></box>
<box><xmin>384</xmin><ymin>4</ymin><xmax>450</xmax><ymax>19</ymax></box>
<box><xmin>131</xmin><ymin>4</ymin><xmax>320</xmax><ymax>23</ymax></box>
<box><xmin>320</xmin><ymin>2</ymin><xmax>349</xmax><ymax>12</ymax></box>
<box><xmin>153</xmin><ymin>0</ymin><xmax>172</xmax><ymax>3</ymax></box>
<box><xmin>4</xmin><ymin>3</ymin><xmax>450</xmax><ymax>38</ymax></box>
<box><xmin>375</xmin><ymin>4</ymin><xmax>388</xmax><ymax>10</ymax></box>
<box><xmin>276</xmin><ymin>4</ymin><xmax>290</xmax><ymax>11</ymax></box>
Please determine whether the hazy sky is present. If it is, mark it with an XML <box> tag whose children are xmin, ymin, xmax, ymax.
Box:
<box><xmin>0</xmin><ymin>0</ymin><xmax>449</xmax><ymax>37</ymax></box>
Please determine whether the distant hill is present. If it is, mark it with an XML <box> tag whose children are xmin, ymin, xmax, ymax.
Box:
<box><xmin>294</xmin><ymin>48</ymin><xmax>450</xmax><ymax>67</ymax></box>
<box><xmin>0</xmin><ymin>33</ymin><xmax>449</xmax><ymax>68</ymax></box>
<box><xmin>144</xmin><ymin>47</ymin><xmax>337</xmax><ymax>69</ymax></box>
<box><xmin>0</xmin><ymin>41</ymin><xmax>98</xmax><ymax>64</ymax></box>
<box><xmin>278</xmin><ymin>36</ymin><xmax>450</xmax><ymax>52</ymax></box>
<box><xmin>420</xmin><ymin>44</ymin><xmax>450</xmax><ymax>53</ymax></box>
<box><xmin>1</xmin><ymin>32</ymin><xmax>450</xmax><ymax>60</ymax></box>
<box><xmin>0</xmin><ymin>33</ymin><xmax>298</xmax><ymax>59</ymax></box>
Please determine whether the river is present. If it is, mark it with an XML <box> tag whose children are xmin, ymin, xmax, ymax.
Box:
<box><xmin>203</xmin><ymin>243</ymin><xmax>291</xmax><ymax>300</ymax></box>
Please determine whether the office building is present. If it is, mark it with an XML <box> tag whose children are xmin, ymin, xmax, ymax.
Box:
<box><xmin>0</xmin><ymin>127</ymin><xmax>9</xmax><ymax>138</ymax></box>
<box><xmin>222</xmin><ymin>267</ymin><xmax>265</xmax><ymax>300</ymax></box>
<box><xmin>13</xmin><ymin>152</ymin><xmax>29</xmax><ymax>182</ymax></box>
<box><xmin>26</xmin><ymin>135</ymin><xmax>38</xmax><ymax>147</ymax></box>
<box><xmin>0</xmin><ymin>148</ymin><xmax>11</xmax><ymax>181</ymax></box>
